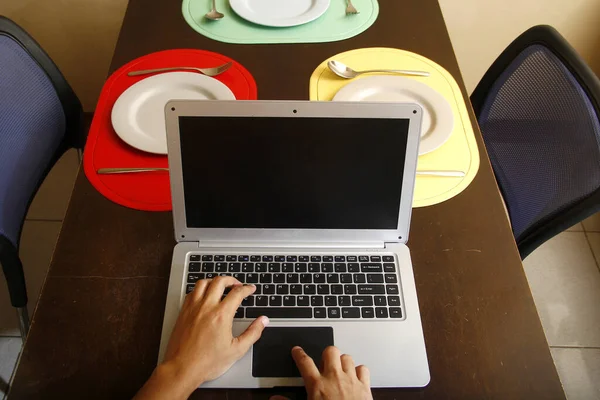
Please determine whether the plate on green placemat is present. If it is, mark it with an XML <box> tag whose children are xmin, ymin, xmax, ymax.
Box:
<box><xmin>229</xmin><ymin>0</ymin><xmax>330</xmax><ymax>27</ymax></box>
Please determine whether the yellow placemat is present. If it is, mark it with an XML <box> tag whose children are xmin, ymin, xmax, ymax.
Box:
<box><xmin>309</xmin><ymin>48</ymin><xmax>480</xmax><ymax>207</ymax></box>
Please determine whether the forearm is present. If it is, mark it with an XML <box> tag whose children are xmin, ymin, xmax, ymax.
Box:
<box><xmin>134</xmin><ymin>363</ymin><xmax>200</xmax><ymax>400</ymax></box>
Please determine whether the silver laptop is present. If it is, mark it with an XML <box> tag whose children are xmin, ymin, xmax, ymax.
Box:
<box><xmin>158</xmin><ymin>100</ymin><xmax>430</xmax><ymax>388</ymax></box>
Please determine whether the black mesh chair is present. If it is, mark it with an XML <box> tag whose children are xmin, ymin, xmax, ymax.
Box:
<box><xmin>0</xmin><ymin>16</ymin><xmax>84</xmax><ymax>338</ymax></box>
<box><xmin>471</xmin><ymin>25</ymin><xmax>600</xmax><ymax>259</ymax></box>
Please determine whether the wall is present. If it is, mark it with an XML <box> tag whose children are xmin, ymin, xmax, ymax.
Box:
<box><xmin>438</xmin><ymin>0</ymin><xmax>600</xmax><ymax>93</ymax></box>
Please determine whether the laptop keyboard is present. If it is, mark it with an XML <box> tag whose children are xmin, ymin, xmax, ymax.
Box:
<box><xmin>185</xmin><ymin>254</ymin><xmax>404</xmax><ymax>320</ymax></box>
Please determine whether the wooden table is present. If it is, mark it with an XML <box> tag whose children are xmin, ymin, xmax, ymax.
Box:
<box><xmin>10</xmin><ymin>1</ymin><xmax>565</xmax><ymax>399</ymax></box>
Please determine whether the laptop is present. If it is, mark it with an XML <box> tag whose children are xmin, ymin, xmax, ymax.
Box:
<box><xmin>158</xmin><ymin>100</ymin><xmax>430</xmax><ymax>388</ymax></box>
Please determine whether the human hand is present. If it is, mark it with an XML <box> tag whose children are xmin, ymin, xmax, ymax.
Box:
<box><xmin>291</xmin><ymin>346</ymin><xmax>372</xmax><ymax>400</ymax></box>
<box><xmin>135</xmin><ymin>277</ymin><xmax>269</xmax><ymax>400</ymax></box>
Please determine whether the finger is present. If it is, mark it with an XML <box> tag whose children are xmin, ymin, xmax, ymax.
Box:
<box><xmin>341</xmin><ymin>354</ymin><xmax>356</xmax><ymax>375</ymax></box>
<box><xmin>321</xmin><ymin>346</ymin><xmax>342</xmax><ymax>374</ymax></box>
<box><xmin>221</xmin><ymin>284</ymin><xmax>256</xmax><ymax>313</ymax></box>
<box><xmin>189</xmin><ymin>279</ymin><xmax>211</xmax><ymax>303</ymax></box>
<box><xmin>292</xmin><ymin>346</ymin><xmax>320</xmax><ymax>381</ymax></box>
<box><xmin>204</xmin><ymin>276</ymin><xmax>242</xmax><ymax>304</ymax></box>
<box><xmin>356</xmin><ymin>365</ymin><xmax>371</xmax><ymax>386</ymax></box>
<box><xmin>234</xmin><ymin>316</ymin><xmax>270</xmax><ymax>353</ymax></box>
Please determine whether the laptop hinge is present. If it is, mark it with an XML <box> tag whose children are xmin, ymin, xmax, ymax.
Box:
<box><xmin>196</xmin><ymin>241</ymin><xmax>387</xmax><ymax>249</ymax></box>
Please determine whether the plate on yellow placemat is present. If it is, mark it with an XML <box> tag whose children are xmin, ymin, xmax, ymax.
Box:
<box><xmin>309</xmin><ymin>47</ymin><xmax>480</xmax><ymax>207</ymax></box>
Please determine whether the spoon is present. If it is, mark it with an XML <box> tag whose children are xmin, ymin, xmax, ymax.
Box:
<box><xmin>328</xmin><ymin>60</ymin><xmax>430</xmax><ymax>79</ymax></box>
<box><xmin>205</xmin><ymin>0</ymin><xmax>224</xmax><ymax>20</ymax></box>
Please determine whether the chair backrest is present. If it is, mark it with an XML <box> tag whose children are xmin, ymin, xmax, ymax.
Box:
<box><xmin>0</xmin><ymin>16</ymin><xmax>83</xmax><ymax>308</ymax></box>
<box><xmin>471</xmin><ymin>25</ymin><xmax>600</xmax><ymax>259</ymax></box>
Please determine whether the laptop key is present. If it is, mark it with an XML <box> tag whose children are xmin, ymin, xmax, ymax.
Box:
<box><xmin>383</xmin><ymin>256</ymin><xmax>394</xmax><ymax>262</ymax></box>
<box><xmin>269</xmin><ymin>296</ymin><xmax>282</xmax><ymax>306</ymax></box>
<box><xmin>361</xmin><ymin>307</ymin><xmax>375</xmax><ymax>318</ymax></box>
<box><xmin>375</xmin><ymin>296</ymin><xmax>387</xmax><ymax>306</ymax></box>
<box><xmin>358</xmin><ymin>285</ymin><xmax>385</xmax><ymax>294</ymax></box>
<box><xmin>282</xmin><ymin>263</ymin><xmax>294</xmax><ymax>272</ymax></box>
<box><xmin>260</xmin><ymin>273</ymin><xmax>272</xmax><ymax>283</ymax></box>
<box><xmin>287</xmin><ymin>273</ymin><xmax>299</xmax><ymax>283</ymax></box>
<box><xmin>385</xmin><ymin>274</ymin><xmax>398</xmax><ymax>283</ymax></box>
<box><xmin>186</xmin><ymin>284</ymin><xmax>195</xmax><ymax>294</ymax></box>
<box><xmin>229</xmin><ymin>263</ymin><xmax>241</xmax><ymax>272</ymax></box>
<box><xmin>297</xmin><ymin>295</ymin><xmax>309</xmax><ymax>306</ymax></box>
<box><xmin>339</xmin><ymin>296</ymin><xmax>351</xmax><ymax>306</ymax></box>
<box><xmin>256</xmin><ymin>295</ymin><xmax>268</xmax><ymax>306</ymax></box>
<box><xmin>386</xmin><ymin>285</ymin><xmax>399</xmax><ymax>295</ymax></box>
<box><xmin>327</xmin><ymin>274</ymin><xmax>339</xmax><ymax>283</ymax></box>
<box><xmin>311</xmin><ymin>296</ymin><xmax>324</xmax><ymax>306</ymax></box>
<box><xmin>263</xmin><ymin>284</ymin><xmax>275</xmax><ymax>294</ymax></box>
<box><xmin>287</xmin><ymin>256</ymin><xmax>298</xmax><ymax>262</ymax></box>
<box><xmin>383</xmin><ymin>263</ymin><xmax>396</xmax><ymax>272</ymax></box>
<box><xmin>322</xmin><ymin>263</ymin><xmax>334</xmax><ymax>272</ymax></box>
<box><xmin>359</xmin><ymin>256</ymin><xmax>369</xmax><ymax>262</ymax></box>
<box><xmin>238</xmin><ymin>255</ymin><xmax>249</xmax><ymax>262</ymax></box>
<box><xmin>370</xmin><ymin>256</ymin><xmax>382</xmax><ymax>262</ymax></box>
<box><xmin>352</xmin><ymin>296</ymin><xmax>373</xmax><ymax>306</ymax></box>
<box><xmin>254</xmin><ymin>284</ymin><xmax>262</xmax><ymax>295</ymax></box>
<box><xmin>376</xmin><ymin>307</ymin><xmax>388</xmax><ymax>318</ymax></box>
<box><xmin>189</xmin><ymin>262</ymin><xmax>201</xmax><ymax>272</ymax></box>
<box><xmin>242</xmin><ymin>297</ymin><xmax>254</xmax><ymax>307</ymax></box>
<box><xmin>344</xmin><ymin>284</ymin><xmax>357</xmax><ymax>295</ymax></box>
<box><xmin>347</xmin><ymin>256</ymin><xmax>357</xmax><ymax>262</ymax></box>
<box><xmin>201</xmin><ymin>263</ymin><xmax>214</xmax><ymax>272</ymax></box>
<box><xmin>201</xmin><ymin>255</ymin><xmax>213</xmax><ymax>261</ymax></box>
<box><xmin>255</xmin><ymin>263</ymin><xmax>267</xmax><ymax>272</ymax></box>
<box><xmin>342</xmin><ymin>307</ymin><xmax>360</xmax><ymax>318</ymax></box>
<box><xmin>347</xmin><ymin>263</ymin><xmax>360</xmax><ymax>273</ymax></box>
<box><xmin>246</xmin><ymin>273</ymin><xmax>259</xmax><ymax>283</ymax></box>
<box><xmin>273</xmin><ymin>273</ymin><xmax>285</xmax><ymax>283</ymax></box>
<box><xmin>389</xmin><ymin>308</ymin><xmax>403</xmax><ymax>318</ymax></box>
<box><xmin>334</xmin><ymin>263</ymin><xmax>347</xmax><ymax>272</ymax></box>
<box><xmin>268</xmin><ymin>263</ymin><xmax>281</xmax><ymax>272</ymax></box>
<box><xmin>367</xmin><ymin>274</ymin><xmax>384</xmax><ymax>283</ymax></box>
<box><xmin>295</xmin><ymin>263</ymin><xmax>308</xmax><ymax>272</ymax></box>
<box><xmin>187</xmin><ymin>273</ymin><xmax>205</xmax><ymax>283</ymax></box>
<box><xmin>341</xmin><ymin>273</ymin><xmax>352</xmax><ymax>283</ymax></box>
<box><xmin>215</xmin><ymin>262</ymin><xmax>228</xmax><ymax>272</ymax></box>
<box><xmin>283</xmin><ymin>296</ymin><xmax>295</xmax><ymax>306</ymax></box>
<box><xmin>190</xmin><ymin>255</ymin><xmax>201</xmax><ymax>262</ymax></box>
<box><xmin>361</xmin><ymin>263</ymin><xmax>383</xmax><ymax>273</ymax></box>
<box><xmin>325</xmin><ymin>296</ymin><xmax>337</xmax><ymax>306</ymax></box>
<box><xmin>388</xmin><ymin>296</ymin><xmax>400</xmax><ymax>306</ymax></box>
<box><xmin>331</xmin><ymin>285</ymin><xmax>343</xmax><ymax>295</ymax></box>
<box><xmin>328</xmin><ymin>308</ymin><xmax>341</xmax><ymax>318</ymax></box>
<box><xmin>310</xmin><ymin>256</ymin><xmax>322</xmax><ymax>262</ymax></box>
<box><xmin>276</xmin><ymin>284</ymin><xmax>289</xmax><ymax>295</ymax></box>
<box><xmin>323</xmin><ymin>256</ymin><xmax>333</xmax><ymax>262</ymax></box>
<box><xmin>233</xmin><ymin>273</ymin><xmax>245</xmax><ymax>283</ymax></box>
<box><xmin>242</xmin><ymin>263</ymin><xmax>254</xmax><ymax>272</ymax></box>
<box><xmin>335</xmin><ymin>256</ymin><xmax>346</xmax><ymax>262</ymax></box>
<box><xmin>313</xmin><ymin>273</ymin><xmax>326</xmax><ymax>283</ymax></box>
<box><xmin>226</xmin><ymin>255</ymin><xmax>237</xmax><ymax>261</ymax></box>
<box><xmin>246</xmin><ymin>307</ymin><xmax>312</xmax><ymax>319</ymax></box>
<box><xmin>205</xmin><ymin>272</ymin><xmax>217</xmax><ymax>279</ymax></box>
<box><xmin>304</xmin><ymin>284</ymin><xmax>316</xmax><ymax>295</ymax></box>
<box><xmin>314</xmin><ymin>308</ymin><xmax>326</xmax><ymax>318</ymax></box>
<box><xmin>300</xmin><ymin>274</ymin><xmax>312</xmax><ymax>283</ymax></box>
<box><xmin>250</xmin><ymin>255</ymin><xmax>261</xmax><ymax>262</ymax></box>
<box><xmin>308</xmin><ymin>263</ymin><xmax>320</xmax><ymax>272</ymax></box>
<box><xmin>317</xmin><ymin>284</ymin><xmax>330</xmax><ymax>294</ymax></box>
<box><xmin>262</xmin><ymin>256</ymin><xmax>273</xmax><ymax>262</ymax></box>
<box><xmin>290</xmin><ymin>284</ymin><xmax>303</xmax><ymax>294</ymax></box>
<box><xmin>234</xmin><ymin>308</ymin><xmax>244</xmax><ymax>318</ymax></box>
<box><xmin>219</xmin><ymin>273</ymin><xmax>232</xmax><ymax>277</ymax></box>
<box><xmin>353</xmin><ymin>274</ymin><xmax>366</xmax><ymax>283</ymax></box>
<box><xmin>275</xmin><ymin>255</ymin><xmax>286</xmax><ymax>262</ymax></box>
<box><xmin>299</xmin><ymin>255</ymin><xmax>309</xmax><ymax>262</ymax></box>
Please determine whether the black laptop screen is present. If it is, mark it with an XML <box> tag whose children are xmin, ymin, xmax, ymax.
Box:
<box><xmin>178</xmin><ymin>116</ymin><xmax>409</xmax><ymax>230</ymax></box>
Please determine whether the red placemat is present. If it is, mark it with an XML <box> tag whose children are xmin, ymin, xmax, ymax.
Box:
<box><xmin>83</xmin><ymin>49</ymin><xmax>258</xmax><ymax>211</ymax></box>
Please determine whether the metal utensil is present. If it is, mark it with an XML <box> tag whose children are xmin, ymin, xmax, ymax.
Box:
<box><xmin>127</xmin><ymin>62</ymin><xmax>232</xmax><ymax>77</ymax></box>
<box><xmin>328</xmin><ymin>60</ymin><xmax>430</xmax><ymax>78</ymax></box>
<box><xmin>345</xmin><ymin>0</ymin><xmax>359</xmax><ymax>15</ymax></box>
<box><xmin>416</xmin><ymin>171</ymin><xmax>465</xmax><ymax>177</ymax></box>
<box><xmin>205</xmin><ymin>0</ymin><xmax>224</xmax><ymax>20</ymax></box>
<box><xmin>97</xmin><ymin>168</ymin><xmax>169</xmax><ymax>175</ymax></box>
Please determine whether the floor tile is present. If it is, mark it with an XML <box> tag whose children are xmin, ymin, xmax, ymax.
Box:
<box><xmin>523</xmin><ymin>232</ymin><xmax>600</xmax><ymax>347</ymax></box>
<box><xmin>0</xmin><ymin>221</ymin><xmax>62</xmax><ymax>336</ymax></box>
<box><xmin>551</xmin><ymin>347</ymin><xmax>600</xmax><ymax>400</ymax></box>
<box><xmin>583</xmin><ymin>212</ymin><xmax>600</xmax><ymax>232</ymax></box>
<box><xmin>587</xmin><ymin>233</ymin><xmax>600</xmax><ymax>273</ymax></box>
<box><xmin>0</xmin><ymin>337</ymin><xmax>22</xmax><ymax>399</ymax></box>
<box><xmin>566</xmin><ymin>222</ymin><xmax>584</xmax><ymax>232</ymax></box>
<box><xmin>25</xmin><ymin>149</ymin><xmax>80</xmax><ymax>221</ymax></box>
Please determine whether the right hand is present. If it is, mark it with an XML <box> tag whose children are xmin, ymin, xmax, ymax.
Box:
<box><xmin>291</xmin><ymin>346</ymin><xmax>373</xmax><ymax>400</ymax></box>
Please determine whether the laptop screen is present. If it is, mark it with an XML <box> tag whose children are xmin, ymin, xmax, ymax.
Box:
<box><xmin>179</xmin><ymin>116</ymin><xmax>409</xmax><ymax>230</ymax></box>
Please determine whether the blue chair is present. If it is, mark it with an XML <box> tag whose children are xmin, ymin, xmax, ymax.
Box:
<box><xmin>0</xmin><ymin>16</ymin><xmax>85</xmax><ymax>338</ymax></box>
<box><xmin>471</xmin><ymin>25</ymin><xmax>600</xmax><ymax>259</ymax></box>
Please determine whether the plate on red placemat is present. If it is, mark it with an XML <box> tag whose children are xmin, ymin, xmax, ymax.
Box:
<box><xmin>83</xmin><ymin>49</ymin><xmax>258</xmax><ymax>211</ymax></box>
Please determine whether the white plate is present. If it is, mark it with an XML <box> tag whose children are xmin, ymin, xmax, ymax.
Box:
<box><xmin>332</xmin><ymin>76</ymin><xmax>454</xmax><ymax>155</ymax></box>
<box><xmin>229</xmin><ymin>0</ymin><xmax>330</xmax><ymax>27</ymax></box>
<box><xmin>111</xmin><ymin>72</ymin><xmax>235</xmax><ymax>154</ymax></box>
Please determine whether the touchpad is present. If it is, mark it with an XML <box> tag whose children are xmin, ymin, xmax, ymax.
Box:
<box><xmin>252</xmin><ymin>327</ymin><xmax>334</xmax><ymax>377</ymax></box>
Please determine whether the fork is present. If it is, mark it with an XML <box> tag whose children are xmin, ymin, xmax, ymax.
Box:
<box><xmin>127</xmin><ymin>62</ymin><xmax>232</xmax><ymax>77</ymax></box>
<box><xmin>345</xmin><ymin>0</ymin><xmax>359</xmax><ymax>15</ymax></box>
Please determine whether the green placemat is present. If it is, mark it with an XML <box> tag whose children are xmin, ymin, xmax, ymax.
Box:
<box><xmin>182</xmin><ymin>0</ymin><xmax>379</xmax><ymax>44</ymax></box>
